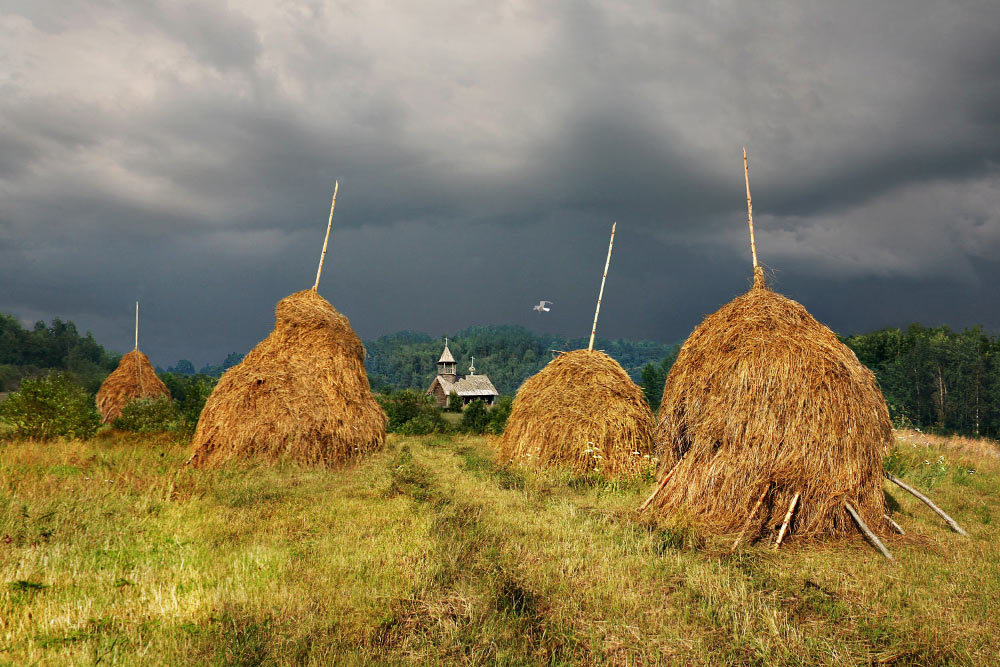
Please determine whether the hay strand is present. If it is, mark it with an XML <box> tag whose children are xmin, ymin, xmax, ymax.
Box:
<box><xmin>845</xmin><ymin>501</ymin><xmax>895</xmax><ymax>562</ymax></box>
<box><xmin>313</xmin><ymin>181</ymin><xmax>339</xmax><ymax>292</ymax></box>
<box><xmin>96</xmin><ymin>349</ymin><xmax>171</xmax><ymax>423</ymax></box>
<box><xmin>188</xmin><ymin>289</ymin><xmax>386</xmax><ymax>468</ymax></box>
<box><xmin>589</xmin><ymin>222</ymin><xmax>616</xmax><ymax>352</ymax></box>
<box><xmin>885</xmin><ymin>472</ymin><xmax>968</xmax><ymax>536</ymax></box>
<box><xmin>773</xmin><ymin>492</ymin><xmax>801</xmax><ymax>549</ymax></box>
<box><xmin>499</xmin><ymin>349</ymin><xmax>655</xmax><ymax>477</ymax></box>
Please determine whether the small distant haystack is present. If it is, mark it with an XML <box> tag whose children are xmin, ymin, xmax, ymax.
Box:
<box><xmin>96</xmin><ymin>349</ymin><xmax>171</xmax><ymax>423</ymax></box>
<box><xmin>188</xmin><ymin>289</ymin><xmax>386</xmax><ymax>468</ymax></box>
<box><xmin>650</xmin><ymin>267</ymin><xmax>893</xmax><ymax>540</ymax></box>
<box><xmin>499</xmin><ymin>349</ymin><xmax>656</xmax><ymax>476</ymax></box>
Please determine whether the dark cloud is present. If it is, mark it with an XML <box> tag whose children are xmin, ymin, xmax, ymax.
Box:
<box><xmin>1</xmin><ymin>1</ymin><xmax>998</xmax><ymax>367</ymax></box>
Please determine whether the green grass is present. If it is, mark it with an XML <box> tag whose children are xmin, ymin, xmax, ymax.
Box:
<box><xmin>0</xmin><ymin>429</ymin><xmax>998</xmax><ymax>665</ymax></box>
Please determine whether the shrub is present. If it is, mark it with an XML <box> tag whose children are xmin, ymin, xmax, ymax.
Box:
<box><xmin>461</xmin><ymin>399</ymin><xmax>490</xmax><ymax>434</ymax></box>
<box><xmin>0</xmin><ymin>372</ymin><xmax>101</xmax><ymax>440</ymax></box>
<box><xmin>112</xmin><ymin>396</ymin><xmax>180</xmax><ymax>433</ymax></box>
<box><xmin>161</xmin><ymin>373</ymin><xmax>217</xmax><ymax>429</ymax></box>
<box><xmin>446</xmin><ymin>391</ymin><xmax>463</xmax><ymax>412</ymax></box>
<box><xmin>376</xmin><ymin>390</ymin><xmax>449</xmax><ymax>434</ymax></box>
<box><xmin>485</xmin><ymin>395</ymin><xmax>513</xmax><ymax>435</ymax></box>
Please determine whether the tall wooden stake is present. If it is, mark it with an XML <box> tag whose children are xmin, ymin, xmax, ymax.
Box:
<box><xmin>134</xmin><ymin>301</ymin><xmax>139</xmax><ymax>350</ymax></box>
<box><xmin>743</xmin><ymin>147</ymin><xmax>758</xmax><ymax>270</ymax></box>
<box><xmin>313</xmin><ymin>180</ymin><xmax>339</xmax><ymax>292</ymax></box>
<box><xmin>588</xmin><ymin>222</ymin><xmax>616</xmax><ymax>352</ymax></box>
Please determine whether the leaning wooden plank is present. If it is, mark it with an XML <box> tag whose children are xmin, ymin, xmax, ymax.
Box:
<box><xmin>845</xmin><ymin>501</ymin><xmax>894</xmax><ymax>562</ymax></box>
<box><xmin>884</xmin><ymin>472</ymin><xmax>968</xmax><ymax>536</ymax></box>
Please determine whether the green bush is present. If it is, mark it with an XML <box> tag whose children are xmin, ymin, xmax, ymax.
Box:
<box><xmin>461</xmin><ymin>399</ymin><xmax>490</xmax><ymax>434</ymax></box>
<box><xmin>376</xmin><ymin>390</ymin><xmax>449</xmax><ymax>434</ymax></box>
<box><xmin>161</xmin><ymin>373</ymin><xmax>217</xmax><ymax>429</ymax></box>
<box><xmin>446</xmin><ymin>391</ymin><xmax>463</xmax><ymax>412</ymax></box>
<box><xmin>0</xmin><ymin>372</ymin><xmax>101</xmax><ymax>440</ymax></box>
<box><xmin>112</xmin><ymin>396</ymin><xmax>180</xmax><ymax>433</ymax></box>
<box><xmin>485</xmin><ymin>395</ymin><xmax>513</xmax><ymax>435</ymax></box>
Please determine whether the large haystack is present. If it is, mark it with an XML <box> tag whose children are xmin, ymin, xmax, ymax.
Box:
<box><xmin>96</xmin><ymin>349</ymin><xmax>171</xmax><ymax>423</ymax></box>
<box><xmin>188</xmin><ymin>289</ymin><xmax>386</xmax><ymax>468</ymax></box>
<box><xmin>499</xmin><ymin>349</ymin><xmax>656</xmax><ymax>476</ymax></box>
<box><xmin>650</xmin><ymin>267</ymin><xmax>893</xmax><ymax>540</ymax></box>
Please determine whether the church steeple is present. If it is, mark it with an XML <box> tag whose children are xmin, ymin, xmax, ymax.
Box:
<box><xmin>437</xmin><ymin>338</ymin><xmax>457</xmax><ymax>377</ymax></box>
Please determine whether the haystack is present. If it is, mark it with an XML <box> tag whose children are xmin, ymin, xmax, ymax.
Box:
<box><xmin>645</xmin><ymin>149</ymin><xmax>895</xmax><ymax>546</ymax></box>
<box><xmin>96</xmin><ymin>349</ymin><xmax>171</xmax><ymax>423</ymax></box>
<box><xmin>648</xmin><ymin>266</ymin><xmax>893</xmax><ymax>540</ymax></box>
<box><xmin>188</xmin><ymin>289</ymin><xmax>386</xmax><ymax>468</ymax></box>
<box><xmin>499</xmin><ymin>349</ymin><xmax>656</xmax><ymax>475</ymax></box>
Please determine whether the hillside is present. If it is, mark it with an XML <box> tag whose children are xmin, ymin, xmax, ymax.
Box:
<box><xmin>0</xmin><ymin>429</ymin><xmax>997</xmax><ymax>664</ymax></box>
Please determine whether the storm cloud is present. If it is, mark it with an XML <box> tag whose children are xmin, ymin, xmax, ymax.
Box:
<box><xmin>2</xmin><ymin>1</ymin><xmax>998</xmax><ymax>366</ymax></box>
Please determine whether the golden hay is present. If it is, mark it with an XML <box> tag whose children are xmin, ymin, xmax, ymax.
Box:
<box><xmin>96</xmin><ymin>349</ymin><xmax>171</xmax><ymax>423</ymax></box>
<box><xmin>188</xmin><ymin>289</ymin><xmax>386</xmax><ymax>468</ymax></box>
<box><xmin>499</xmin><ymin>349</ymin><xmax>655</xmax><ymax>476</ymax></box>
<box><xmin>652</xmin><ymin>268</ymin><xmax>893</xmax><ymax>540</ymax></box>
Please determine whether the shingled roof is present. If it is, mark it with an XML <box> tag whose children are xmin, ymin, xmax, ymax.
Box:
<box><xmin>434</xmin><ymin>373</ymin><xmax>498</xmax><ymax>397</ymax></box>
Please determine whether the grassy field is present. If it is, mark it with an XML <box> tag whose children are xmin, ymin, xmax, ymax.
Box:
<box><xmin>0</xmin><ymin>428</ymin><xmax>998</xmax><ymax>665</ymax></box>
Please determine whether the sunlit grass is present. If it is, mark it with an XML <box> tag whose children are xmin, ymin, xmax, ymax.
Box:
<box><xmin>1</xmin><ymin>429</ymin><xmax>998</xmax><ymax>664</ymax></box>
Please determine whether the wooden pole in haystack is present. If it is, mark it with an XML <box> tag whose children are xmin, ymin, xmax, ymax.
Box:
<box><xmin>731</xmin><ymin>484</ymin><xmax>771</xmax><ymax>551</ymax></box>
<box><xmin>134</xmin><ymin>301</ymin><xmax>139</xmax><ymax>350</ymax></box>
<box><xmin>589</xmin><ymin>222</ymin><xmax>616</xmax><ymax>352</ymax></box>
<box><xmin>743</xmin><ymin>147</ymin><xmax>758</xmax><ymax>269</ymax></box>
<box><xmin>884</xmin><ymin>514</ymin><xmax>905</xmax><ymax>535</ymax></box>
<box><xmin>313</xmin><ymin>180</ymin><xmax>339</xmax><ymax>292</ymax></box>
<box><xmin>773</xmin><ymin>492</ymin><xmax>800</xmax><ymax>549</ymax></box>
<box><xmin>885</xmin><ymin>472</ymin><xmax>968</xmax><ymax>536</ymax></box>
<box><xmin>638</xmin><ymin>452</ymin><xmax>684</xmax><ymax>512</ymax></box>
<box><xmin>845</xmin><ymin>501</ymin><xmax>895</xmax><ymax>562</ymax></box>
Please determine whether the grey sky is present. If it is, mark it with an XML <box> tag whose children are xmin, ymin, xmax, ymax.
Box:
<box><xmin>2</xmin><ymin>1</ymin><xmax>998</xmax><ymax>366</ymax></box>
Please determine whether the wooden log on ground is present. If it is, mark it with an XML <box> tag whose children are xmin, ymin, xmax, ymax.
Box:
<box><xmin>845</xmin><ymin>501</ymin><xmax>894</xmax><ymax>562</ymax></box>
<box><xmin>884</xmin><ymin>472</ymin><xmax>968</xmax><ymax>536</ymax></box>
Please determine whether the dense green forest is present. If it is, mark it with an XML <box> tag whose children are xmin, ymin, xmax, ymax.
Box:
<box><xmin>3</xmin><ymin>312</ymin><xmax>1000</xmax><ymax>439</ymax></box>
<box><xmin>363</xmin><ymin>325</ymin><xmax>678</xmax><ymax>395</ymax></box>
<box><xmin>0</xmin><ymin>314</ymin><xmax>119</xmax><ymax>393</ymax></box>
<box><xmin>842</xmin><ymin>325</ymin><xmax>1000</xmax><ymax>438</ymax></box>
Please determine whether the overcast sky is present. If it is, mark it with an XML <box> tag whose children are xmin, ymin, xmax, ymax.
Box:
<box><xmin>2</xmin><ymin>1</ymin><xmax>998</xmax><ymax>367</ymax></box>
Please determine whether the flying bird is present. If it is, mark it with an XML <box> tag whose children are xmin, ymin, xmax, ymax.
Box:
<box><xmin>533</xmin><ymin>300</ymin><xmax>553</xmax><ymax>313</ymax></box>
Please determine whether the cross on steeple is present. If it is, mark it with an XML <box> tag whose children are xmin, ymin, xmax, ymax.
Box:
<box><xmin>469</xmin><ymin>356</ymin><xmax>476</xmax><ymax>375</ymax></box>
<box><xmin>437</xmin><ymin>338</ymin><xmax>457</xmax><ymax>377</ymax></box>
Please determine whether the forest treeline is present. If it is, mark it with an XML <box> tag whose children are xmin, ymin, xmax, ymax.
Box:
<box><xmin>0</xmin><ymin>314</ymin><xmax>119</xmax><ymax>393</ymax></box>
<box><xmin>363</xmin><ymin>325</ymin><xmax>677</xmax><ymax>395</ymax></box>
<box><xmin>2</xmin><ymin>313</ymin><xmax>999</xmax><ymax>438</ymax></box>
<box><xmin>841</xmin><ymin>324</ymin><xmax>1000</xmax><ymax>438</ymax></box>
